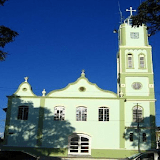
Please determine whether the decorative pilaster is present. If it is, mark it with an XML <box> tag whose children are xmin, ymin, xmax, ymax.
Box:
<box><xmin>36</xmin><ymin>98</ymin><xmax>45</xmax><ymax>146</ymax></box>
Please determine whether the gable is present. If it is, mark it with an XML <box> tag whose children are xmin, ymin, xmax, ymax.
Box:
<box><xmin>13</xmin><ymin>82</ymin><xmax>37</xmax><ymax>97</ymax></box>
<box><xmin>47</xmin><ymin>77</ymin><xmax>117</xmax><ymax>98</ymax></box>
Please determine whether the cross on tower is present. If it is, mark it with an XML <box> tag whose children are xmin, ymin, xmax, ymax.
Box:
<box><xmin>126</xmin><ymin>7</ymin><xmax>136</xmax><ymax>16</ymax></box>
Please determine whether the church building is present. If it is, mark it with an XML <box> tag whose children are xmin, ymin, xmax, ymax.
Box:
<box><xmin>3</xmin><ymin>8</ymin><xmax>156</xmax><ymax>159</ymax></box>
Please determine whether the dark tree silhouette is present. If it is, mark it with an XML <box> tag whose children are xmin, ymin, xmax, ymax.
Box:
<box><xmin>0</xmin><ymin>0</ymin><xmax>18</xmax><ymax>61</ymax></box>
<box><xmin>2</xmin><ymin>98</ymin><xmax>75</xmax><ymax>159</ymax></box>
<box><xmin>0</xmin><ymin>0</ymin><xmax>7</xmax><ymax>6</ymax></box>
<box><xmin>132</xmin><ymin>0</ymin><xmax>160</xmax><ymax>36</ymax></box>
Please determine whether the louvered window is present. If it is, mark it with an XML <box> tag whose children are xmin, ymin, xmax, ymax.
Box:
<box><xmin>128</xmin><ymin>54</ymin><xmax>133</xmax><ymax>68</ymax></box>
<box><xmin>140</xmin><ymin>55</ymin><xmax>145</xmax><ymax>68</ymax></box>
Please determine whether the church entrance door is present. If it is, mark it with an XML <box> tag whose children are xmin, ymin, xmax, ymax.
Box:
<box><xmin>68</xmin><ymin>134</ymin><xmax>91</xmax><ymax>155</ymax></box>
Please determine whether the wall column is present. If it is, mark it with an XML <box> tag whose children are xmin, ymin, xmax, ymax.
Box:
<box><xmin>120</xmin><ymin>99</ymin><xmax>125</xmax><ymax>148</ymax></box>
<box><xmin>4</xmin><ymin>97</ymin><xmax>12</xmax><ymax>145</ymax></box>
<box><xmin>150</xmin><ymin>101</ymin><xmax>156</xmax><ymax>149</ymax></box>
<box><xmin>36</xmin><ymin>97</ymin><xmax>45</xmax><ymax>146</ymax></box>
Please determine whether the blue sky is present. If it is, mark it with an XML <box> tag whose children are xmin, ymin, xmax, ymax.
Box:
<box><xmin>0</xmin><ymin>0</ymin><xmax>160</xmax><ymax>134</ymax></box>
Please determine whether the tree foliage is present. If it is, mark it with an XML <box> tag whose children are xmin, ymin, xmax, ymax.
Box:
<box><xmin>0</xmin><ymin>0</ymin><xmax>7</xmax><ymax>6</ymax></box>
<box><xmin>0</xmin><ymin>0</ymin><xmax>18</xmax><ymax>61</ymax></box>
<box><xmin>132</xmin><ymin>0</ymin><xmax>160</xmax><ymax>36</ymax></box>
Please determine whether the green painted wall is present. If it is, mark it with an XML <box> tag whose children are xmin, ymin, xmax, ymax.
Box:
<box><xmin>2</xmin><ymin>146</ymin><xmax>146</xmax><ymax>158</ymax></box>
<box><xmin>91</xmin><ymin>149</ymin><xmax>139</xmax><ymax>158</ymax></box>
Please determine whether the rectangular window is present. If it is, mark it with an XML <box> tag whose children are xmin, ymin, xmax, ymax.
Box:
<box><xmin>130</xmin><ymin>32</ymin><xmax>139</xmax><ymax>39</ymax></box>
<box><xmin>17</xmin><ymin>106</ymin><xmax>29</xmax><ymax>120</ymax></box>
<box><xmin>142</xmin><ymin>133</ymin><xmax>147</xmax><ymax>142</ymax></box>
<box><xmin>130</xmin><ymin>133</ymin><xmax>133</xmax><ymax>141</ymax></box>
<box><xmin>99</xmin><ymin>107</ymin><xmax>109</xmax><ymax>121</ymax></box>
<box><xmin>54</xmin><ymin>106</ymin><xmax>65</xmax><ymax>121</ymax></box>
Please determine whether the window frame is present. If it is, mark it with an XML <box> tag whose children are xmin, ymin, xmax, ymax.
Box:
<box><xmin>132</xmin><ymin>82</ymin><xmax>142</xmax><ymax>90</ymax></box>
<box><xmin>142</xmin><ymin>133</ymin><xmax>147</xmax><ymax>142</ymax></box>
<box><xmin>130</xmin><ymin>133</ymin><xmax>133</xmax><ymax>141</ymax></box>
<box><xmin>127</xmin><ymin>54</ymin><xmax>134</xmax><ymax>69</ymax></box>
<box><xmin>130</xmin><ymin>32</ymin><xmax>139</xmax><ymax>39</ymax></box>
<box><xmin>17</xmin><ymin>106</ymin><xmax>29</xmax><ymax>120</ymax></box>
<box><xmin>133</xmin><ymin>106</ymin><xmax>143</xmax><ymax>123</ymax></box>
<box><xmin>54</xmin><ymin>106</ymin><xmax>65</xmax><ymax>121</ymax></box>
<box><xmin>139</xmin><ymin>54</ymin><xmax>146</xmax><ymax>69</ymax></box>
<box><xmin>98</xmin><ymin>107</ymin><xmax>109</xmax><ymax>121</ymax></box>
<box><xmin>76</xmin><ymin>106</ymin><xmax>87</xmax><ymax>121</ymax></box>
<box><xmin>68</xmin><ymin>134</ymin><xmax>91</xmax><ymax>155</ymax></box>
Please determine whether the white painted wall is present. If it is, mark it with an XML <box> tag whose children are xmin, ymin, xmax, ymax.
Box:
<box><xmin>124</xmin><ymin>101</ymin><xmax>151</xmax><ymax>150</ymax></box>
<box><xmin>125</xmin><ymin>77</ymin><xmax>149</xmax><ymax>96</ymax></box>
<box><xmin>7</xmin><ymin>98</ymin><xmax>40</xmax><ymax>147</ymax></box>
<box><xmin>42</xmin><ymin>98</ymin><xmax>120</xmax><ymax>149</ymax></box>
<box><xmin>125</xmin><ymin>24</ymin><xmax>146</xmax><ymax>47</ymax></box>
<box><xmin>47</xmin><ymin>78</ymin><xmax>117</xmax><ymax>98</ymax></box>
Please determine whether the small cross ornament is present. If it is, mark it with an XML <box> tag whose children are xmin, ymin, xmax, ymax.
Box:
<box><xmin>126</xmin><ymin>7</ymin><xmax>136</xmax><ymax>16</ymax></box>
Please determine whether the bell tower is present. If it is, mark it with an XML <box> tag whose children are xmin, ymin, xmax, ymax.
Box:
<box><xmin>117</xmin><ymin>7</ymin><xmax>156</xmax><ymax>149</ymax></box>
<box><xmin>117</xmin><ymin>7</ymin><xmax>154</xmax><ymax>100</ymax></box>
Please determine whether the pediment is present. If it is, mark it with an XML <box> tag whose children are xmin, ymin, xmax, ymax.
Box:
<box><xmin>13</xmin><ymin>82</ymin><xmax>37</xmax><ymax>97</ymax></box>
<box><xmin>47</xmin><ymin>77</ymin><xmax>117</xmax><ymax>98</ymax></box>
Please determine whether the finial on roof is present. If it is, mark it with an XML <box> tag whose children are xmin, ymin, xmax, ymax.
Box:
<box><xmin>126</xmin><ymin>7</ymin><xmax>136</xmax><ymax>17</ymax></box>
<box><xmin>81</xmin><ymin>69</ymin><xmax>85</xmax><ymax>77</ymax></box>
<box><xmin>24</xmin><ymin>77</ymin><xmax>29</xmax><ymax>82</ymax></box>
<box><xmin>42</xmin><ymin>89</ymin><xmax>46</xmax><ymax>96</ymax></box>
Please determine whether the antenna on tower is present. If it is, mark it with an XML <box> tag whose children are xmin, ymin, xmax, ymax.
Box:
<box><xmin>140</xmin><ymin>0</ymin><xmax>142</xmax><ymax>4</ymax></box>
<box><xmin>118</xmin><ymin>1</ymin><xmax>123</xmax><ymax>23</ymax></box>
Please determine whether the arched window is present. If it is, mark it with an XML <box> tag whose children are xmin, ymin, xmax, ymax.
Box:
<box><xmin>17</xmin><ymin>106</ymin><xmax>29</xmax><ymax>120</ymax></box>
<box><xmin>54</xmin><ymin>106</ymin><xmax>65</xmax><ymax>121</ymax></box>
<box><xmin>139</xmin><ymin>54</ymin><xmax>145</xmax><ymax>68</ymax></box>
<box><xmin>68</xmin><ymin>134</ymin><xmax>91</xmax><ymax>155</ymax></box>
<box><xmin>133</xmin><ymin>106</ymin><xmax>143</xmax><ymax>122</ymax></box>
<box><xmin>76</xmin><ymin>106</ymin><xmax>87</xmax><ymax>121</ymax></box>
<box><xmin>127</xmin><ymin>54</ymin><xmax>133</xmax><ymax>68</ymax></box>
<box><xmin>98</xmin><ymin>107</ymin><xmax>109</xmax><ymax>121</ymax></box>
